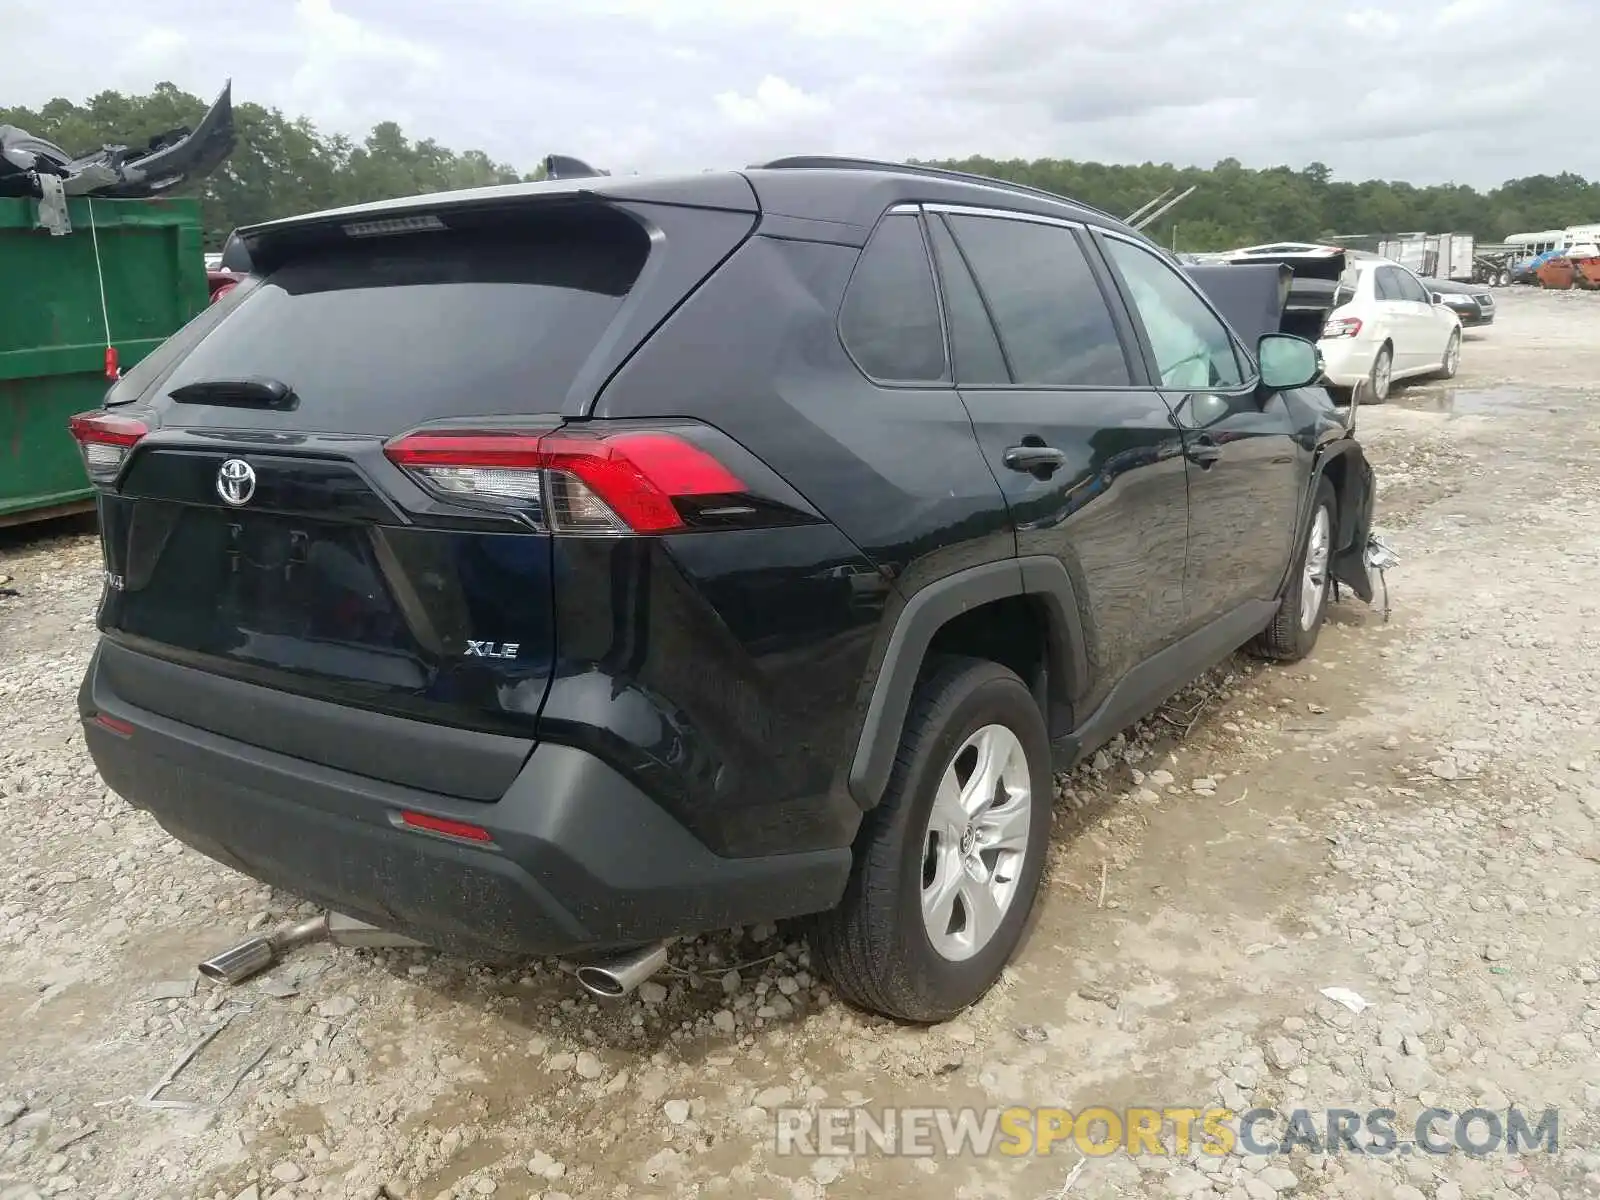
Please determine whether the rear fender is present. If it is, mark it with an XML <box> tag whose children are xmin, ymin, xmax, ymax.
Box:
<box><xmin>846</xmin><ymin>556</ymin><xmax>1088</xmax><ymax>810</ymax></box>
<box><xmin>1319</xmin><ymin>442</ymin><xmax>1377</xmax><ymax>603</ymax></box>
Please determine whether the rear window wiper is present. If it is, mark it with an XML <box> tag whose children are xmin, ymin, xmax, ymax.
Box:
<box><xmin>167</xmin><ymin>377</ymin><xmax>298</xmax><ymax>410</ymax></box>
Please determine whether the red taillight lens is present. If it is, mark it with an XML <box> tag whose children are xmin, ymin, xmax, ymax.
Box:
<box><xmin>68</xmin><ymin>411</ymin><xmax>148</xmax><ymax>484</ymax></box>
<box><xmin>399</xmin><ymin>810</ymin><xmax>493</xmax><ymax>843</ymax></box>
<box><xmin>1322</xmin><ymin>317</ymin><xmax>1362</xmax><ymax>340</ymax></box>
<box><xmin>91</xmin><ymin>713</ymin><xmax>136</xmax><ymax>736</ymax></box>
<box><xmin>383</xmin><ymin>427</ymin><xmax>746</xmax><ymax>535</ymax></box>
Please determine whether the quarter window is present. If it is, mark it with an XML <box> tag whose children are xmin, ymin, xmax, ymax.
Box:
<box><xmin>944</xmin><ymin>215</ymin><xmax>1130</xmax><ymax>387</ymax></box>
<box><xmin>1103</xmin><ymin>236</ymin><xmax>1243</xmax><ymax>390</ymax></box>
<box><xmin>839</xmin><ymin>213</ymin><xmax>948</xmax><ymax>383</ymax></box>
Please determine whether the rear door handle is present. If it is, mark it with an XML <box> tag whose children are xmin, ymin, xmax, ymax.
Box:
<box><xmin>1003</xmin><ymin>444</ymin><xmax>1067</xmax><ymax>476</ymax></box>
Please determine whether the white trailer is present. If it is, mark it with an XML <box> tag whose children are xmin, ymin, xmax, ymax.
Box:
<box><xmin>1378</xmin><ymin>232</ymin><xmax>1476</xmax><ymax>281</ymax></box>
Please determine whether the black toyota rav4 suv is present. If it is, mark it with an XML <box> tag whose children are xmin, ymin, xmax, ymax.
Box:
<box><xmin>74</xmin><ymin>158</ymin><xmax>1382</xmax><ymax>1022</ymax></box>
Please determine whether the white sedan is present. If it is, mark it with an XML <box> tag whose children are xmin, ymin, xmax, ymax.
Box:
<box><xmin>1319</xmin><ymin>259</ymin><xmax>1462</xmax><ymax>401</ymax></box>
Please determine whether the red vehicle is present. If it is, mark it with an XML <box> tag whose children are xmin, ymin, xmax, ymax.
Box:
<box><xmin>206</xmin><ymin>229</ymin><xmax>252</xmax><ymax>303</ymax></box>
<box><xmin>206</xmin><ymin>269</ymin><xmax>240</xmax><ymax>303</ymax></box>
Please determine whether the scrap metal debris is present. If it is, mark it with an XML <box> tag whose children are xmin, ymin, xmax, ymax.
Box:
<box><xmin>1365</xmin><ymin>532</ymin><xmax>1401</xmax><ymax>622</ymax></box>
<box><xmin>0</xmin><ymin>82</ymin><xmax>235</xmax><ymax>203</ymax></box>
<box><xmin>220</xmin><ymin>1043</ymin><xmax>274</xmax><ymax>1103</ymax></box>
<box><xmin>141</xmin><ymin>1014</ymin><xmax>235</xmax><ymax>1109</ymax></box>
<box><xmin>145</xmin><ymin>980</ymin><xmax>197</xmax><ymax>1002</ymax></box>
<box><xmin>1319</xmin><ymin>986</ymin><xmax>1371</xmax><ymax>1014</ymax></box>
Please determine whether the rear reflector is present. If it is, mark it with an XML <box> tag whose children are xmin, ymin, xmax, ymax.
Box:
<box><xmin>384</xmin><ymin>427</ymin><xmax>746</xmax><ymax>535</ymax></box>
<box><xmin>69</xmin><ymin>411</ymin><xmax>148</xmax><ymax>484</ymax></box>
<box><xmin>92</xmin><ymin>713</ymin><xmax>136</xmax><ymax>736</ymax></box>
<box><xmin>399</xmin><ymin>810</ymin><xmax>494</xmax><ymax>843</ymax></box>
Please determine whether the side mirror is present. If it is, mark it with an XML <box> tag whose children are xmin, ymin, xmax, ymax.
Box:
<box><xmin>1257</xmin><ymin>333</ymin><xmax>1320</xmax><ymax>391</ymax></box>
<box><xmin>1430</xmin><ymin>291</ymin><xmax>1445</xmax><ymax>304</ymax></box>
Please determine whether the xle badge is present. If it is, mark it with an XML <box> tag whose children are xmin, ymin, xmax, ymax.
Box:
<box><xmin>465</xmin><ymin>641</ymin><xmax>520</xmax><ymax>660</ymax></box>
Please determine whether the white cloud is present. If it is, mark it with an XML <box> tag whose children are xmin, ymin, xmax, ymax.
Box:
<box><xmin>715</xmin><ymin>77</ymin><xmax>831</xmax><ymax>127</ymax></box>
<box><xmin>2</xmin><ymin>0</ymin><xmax>1593</xmax><ymax>187</ymax></box>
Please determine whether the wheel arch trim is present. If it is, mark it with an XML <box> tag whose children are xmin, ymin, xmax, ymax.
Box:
<box><xmin>847</xmin><ymin>556</ymin><xmax>1088</xmax><ymax>809</ymax></box>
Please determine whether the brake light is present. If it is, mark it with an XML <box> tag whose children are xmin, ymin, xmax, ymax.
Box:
<box><xmin>384</xmin><ymin>427</ymin><xmax>746</xmax><ymax>535</ymax></box>
<box><xmin>68</xmin><ymin>411</ymin><xmax>148</xmax><ymax>484</ymax></box>
<box><xmin>1323</xmin><ymin>317</ymin><xmax>1362</xmax><ymax>340</ymax></box>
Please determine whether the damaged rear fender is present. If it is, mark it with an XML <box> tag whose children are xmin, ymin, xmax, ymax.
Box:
<box><xmin>1318</xmin><ymin>442</ymin><xmax>1377</xmax><ymax>603</ymax></box>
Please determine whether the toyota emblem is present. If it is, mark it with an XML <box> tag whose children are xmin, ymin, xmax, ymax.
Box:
<box><xmin>216</xmin><ymin>458</ymin><xmax>257</xmax><ymax>506</ymax></box>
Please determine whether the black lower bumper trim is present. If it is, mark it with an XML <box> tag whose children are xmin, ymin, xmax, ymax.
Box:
<box><xmin>80</xmin><ymin>646</ymin><xmax>852</xmax><ymax>958</ymax></box>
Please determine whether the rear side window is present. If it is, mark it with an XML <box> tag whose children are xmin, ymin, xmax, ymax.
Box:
<box><xmin>1395</xmin><ymin>271</ymin><xmax>1430</xmax><ymax>303</ymax></box>
<box><xmin>839</xmin><ymin>213</ymin><xmax>948</xmax><ymax>383</ymax></box>
<box><xmin>156</xmin><ymin>206</ymin><xmax>650</xmax><ymax>435</ymax></box>
<box><xmin>944</xmin><ymin>215</ymin><xmax>1130</xmax><ymax>387</ymax></box>
<box><xmin>1375</xmin><ymin>268</ymin><xmax>1403</xmax><ymax>301</ymax></box>
<box><xmin>925</xmin><ymin>215</ymin><xmax>1008</xmax><ymax>385</ymax></box>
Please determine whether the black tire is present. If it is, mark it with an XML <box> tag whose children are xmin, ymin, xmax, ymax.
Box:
<box><xmin>1433</xmin><ymin>329</ymin><xmax>1461</xmax><ymax>380</ymax></box>
<box><xmin>809</xmin><ymin>657</ymin><xmax>1052</xmax><ymax>1023</ymax></box>
<box><xmin>1251</xmin><ymin>477</ymin><xmax>1337</xmax><ymax>663</ymax></box>
<box><xmin>1367</xmin><ymin>343</ymin><xmax>1393</xmax><ymax>403</ymax></box>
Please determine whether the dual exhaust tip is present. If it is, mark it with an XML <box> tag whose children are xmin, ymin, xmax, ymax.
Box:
<box><xmin>198</xmin><ymin>912</ymin><xmax>424</xmax><ymax>986</ymax></box>
<box><xmin>200</xmin><ymin>912</ymin><xmax>671</xmax><ymax>1001</ymax></box>
<box><xmin>573</xmin><ymin>941</ymin><xmax>670</xmax><ymax>999</ymax></box>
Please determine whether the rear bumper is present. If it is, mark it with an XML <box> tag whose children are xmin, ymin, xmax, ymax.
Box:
<box><xmin>79</xmin><ymin>644</ymin><xmax>852</xmax><ymax>958</ymax></box>
<box><xmin>1318</xmin><ymin>338</ymin><xmax>1380</xmax><ymax>387</ymax></box>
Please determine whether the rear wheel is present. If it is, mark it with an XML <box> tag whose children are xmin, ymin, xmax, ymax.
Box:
<box><xmin>1367</xmin><ymin>344</ymin><xmax>1393</xmax><ymax>402</ymax></box>
<box><xmin>1250</xmin><ymin>477</ymin><xmax>1337</xmax><ymax>663</ymax></box>
<box><xmin>810</xmin><ymin>657</ymin><xmax>1052</xmax><ymax>1022</ymax></box>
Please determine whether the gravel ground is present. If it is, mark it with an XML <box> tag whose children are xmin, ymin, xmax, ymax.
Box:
<box><xmin>3</xmin><ymin>288</ymin><xmax>1600</xmax><ymax>1200</ymax></box>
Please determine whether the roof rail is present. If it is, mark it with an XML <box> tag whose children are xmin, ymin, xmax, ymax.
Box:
<box><xmin>754</xmin><ymin>156</ymin><xmax>1122</xmax><ymax>225</ymax></box>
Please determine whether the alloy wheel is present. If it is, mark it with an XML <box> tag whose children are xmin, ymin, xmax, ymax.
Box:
<box><xmin>920</xmin><ymin>724</ymin><xmax>1033</xmax><ymax>962</ymax></box>
<box><xmin>1299</xmin><ymin>506</ymin><xmax>1331</xmax><ymax>632</ymax></box>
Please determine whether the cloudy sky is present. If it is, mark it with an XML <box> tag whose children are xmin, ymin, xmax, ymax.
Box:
<box><xmin>5</xmin><ymin>0</ymin><xmax>1593</xmax><ymax>188</ymax></box>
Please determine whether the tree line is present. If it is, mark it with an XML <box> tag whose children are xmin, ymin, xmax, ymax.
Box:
<box><xmin>5</xmin><ymin>83</ymin><xmax>1597</xmax><ymax>251</ymax></box>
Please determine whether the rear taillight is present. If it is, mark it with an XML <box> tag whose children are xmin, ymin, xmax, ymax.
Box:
<box><xmin>383</xmin><ymin>427</ymin><xmax>747</xmax><ymax>535</ymax></box>
<box><xmin>1322</xmin><ymin>317</ymin><xmax>1362</xmax><ymax>340</ymax></box>
<box><xmin>68</xmin><ymin>411</ymin><xmax>148</xmax><ymax>484</ymax></box>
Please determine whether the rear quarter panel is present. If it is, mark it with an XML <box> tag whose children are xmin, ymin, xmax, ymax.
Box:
<box><xmin>589</xmin><ymin>231</ymin><xmax>1015</xmax><ymax>844</ymax></box>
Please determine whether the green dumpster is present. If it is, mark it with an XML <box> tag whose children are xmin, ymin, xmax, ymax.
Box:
<box><xmin>0</xmin><ymin>195</ymin><xmax>207</xmax><ymax>526</ymax></box>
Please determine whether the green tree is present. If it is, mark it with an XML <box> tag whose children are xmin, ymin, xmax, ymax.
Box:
<box><xmin>5</xmin><ymin>83</ymin><xmax>1597</xmax><ymax>251</ymax></box>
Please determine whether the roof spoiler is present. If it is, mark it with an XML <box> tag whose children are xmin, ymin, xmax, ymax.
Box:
<box><xmin>544</xmin><ymin>154</ymin><xmax>609</xmax><ymax>180</ymax></box>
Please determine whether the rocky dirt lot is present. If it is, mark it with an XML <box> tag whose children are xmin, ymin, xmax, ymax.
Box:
<box><xmin>3</xmin><ymin>289</ymin><xmax>1600</xmax><ymax>1200</ymax></box>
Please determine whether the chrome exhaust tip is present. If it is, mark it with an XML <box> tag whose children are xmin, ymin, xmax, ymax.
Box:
<box><xmin>198</xmin><ymin>914</ymin><xmax>330</xmax><ymax>986</ymax></box>
<box><xmin>574</xmin><ymin>942</ymin><xmax>670</xmax><ymax>999</ymax></box>
<box><xmin>198</xmin><ymin>935</ymin><xmax>277</xmax><ymax>985</ymax></box>
<box><xmin>197</xmin><ymin>912</ymin><xmax>422</xmax><ymax>987</ymax></box>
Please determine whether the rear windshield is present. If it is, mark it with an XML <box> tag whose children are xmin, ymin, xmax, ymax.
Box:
<box><xmin>156</xmin><ymin>206</ymin><xmax>650</xmax><ymax>434</ymax></box>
